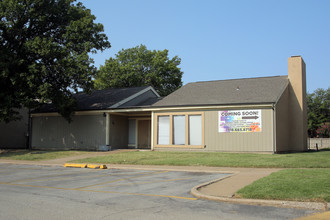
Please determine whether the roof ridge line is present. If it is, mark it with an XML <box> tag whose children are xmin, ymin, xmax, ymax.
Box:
<box><xmin>189</xmin><ymin>75</ymin><xmax>287</xmax><ymax>84</ymax></box>
<box><xmin>73</xmin><ymin>85</ymin><xmax>151</xmax><ymax>95</ymax></box>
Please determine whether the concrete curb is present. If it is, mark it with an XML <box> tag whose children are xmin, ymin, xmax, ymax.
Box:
<box><xmin>190</xmin><ymin>178</ymin><xmax>329</xmax><ymax>211</ymax></box>
<box><xmin>0</xmin><ymin>160</ymin><xmax>234</xmax><ymax>172</ymax></box>
<box><xmin>107</xmin><ymin>164</ymin><xmax>237</xmax><ymax>173</ymax></box>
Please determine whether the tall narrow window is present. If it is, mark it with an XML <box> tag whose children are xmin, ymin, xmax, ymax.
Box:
<box><xmin>189</xmin><ymin>115</ymin><xmax>202</xmax><ymax>145</ymax></box>
<box><xmin>173</xmin><ymin>115</ymin><xmax>185</xmax><ymax>145</ymax></box>
<box><xmin>128</xmin><ymin>119</ymin><xmax>136</xmax><ymax>145</ymax></box>
<box><xmin>158</xmin><ymin>116</ymin><xmax>170</xmax><ymax>145</ymax></box>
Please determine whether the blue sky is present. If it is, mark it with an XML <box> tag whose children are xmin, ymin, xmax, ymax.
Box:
<box><xmin>81</xmin><ymin>0</ymin><xmax>329</xmax><ymax>92</ymax></box>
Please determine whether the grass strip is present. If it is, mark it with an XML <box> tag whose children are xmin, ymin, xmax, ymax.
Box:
<box><xmin>0</xmin><ymin>150</ymin><xmax>87</xmax><ymax>161</ymax></box>
<box><xmin>236</xmin><ymin>169</ymin><xmax>330</xmax><ymax>202</ymax></box>
<box><xmin>73</xmin><ymin>150</ymin><xmax>330</xmax><ymax>168</ymax></box>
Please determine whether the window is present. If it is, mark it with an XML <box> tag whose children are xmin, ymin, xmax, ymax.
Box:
<box><xmin>173</xmin><ymin>115</ymin><xmax>185</xmax><ymax>145</ymax></box>
<box><xmin>157</xmin><ymin>116</ymin><xmax>170</xmax><ymax>145</ymax></box>
<box><xmin>128</xmin><ymin>119</ymin><xmax>136</xmax><ymax>145</ymax></box>
<box><xmin>154</xmin><ymin>112</ymin><xmax>204</xmax><ymax>148</ymax></box>
<box><xmin>189</xmin><ymin>115</ymin><xmax>202</xmax><ymax>145</ymax></box>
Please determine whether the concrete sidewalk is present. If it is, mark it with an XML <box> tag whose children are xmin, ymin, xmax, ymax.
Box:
<box><xmin>0</xmin><ymin>150</ymin><xmax>329</xmax><ymax>212</ymax></box>
<box><xmin>197</xmin><ymin>167</ymin><xmax>281</xmax><ymax>197</ymax></box>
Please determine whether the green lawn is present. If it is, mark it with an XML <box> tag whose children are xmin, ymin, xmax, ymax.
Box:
<box><xmin>0</xmin><ymin>150</ymin><xmax>87</xmax><ymax>161</ymax></box>
<box><xmin>74</xmin><ymin>150</ymin><xmax>330</xmax><ymax>168</ymax></box>
<box><xmin>236</xmin><ymin>169</ymin><xmax>330</xmax><ymax>202</ymax></box>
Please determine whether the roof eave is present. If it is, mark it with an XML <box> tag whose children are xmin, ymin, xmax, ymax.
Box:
<box><xmin>152</xmin><ymin>102</ymin><xmax>275</xmax><ymax>109</ymax></box>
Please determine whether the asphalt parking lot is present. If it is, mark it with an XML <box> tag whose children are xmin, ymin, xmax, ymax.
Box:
<box><xmin>0</xmin><ymin>164</ymin><xmax>316</xmax><ymax>220</ymax></box>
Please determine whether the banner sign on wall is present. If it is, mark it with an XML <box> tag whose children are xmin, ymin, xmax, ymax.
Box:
<box><xmin>218</xmin><ymin>110</ymin><xmax>262</xmax><ymax>132</ymax></box>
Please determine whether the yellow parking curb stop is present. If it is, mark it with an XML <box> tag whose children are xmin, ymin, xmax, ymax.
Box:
<box><xmin>63</xmin><ymin>163</ymin><xmax>107</xmax><ymax>169</ymax></box>
<box><xmin>87</xmin><ymin>164</ymin><xmax>107</xmax><ymax>169</ymax></box>
<box><xmin>64</xmin><ymin>163</ymin><xmax>87</xmax><ymax>168</ymax></box>
<box><xmin>100</xmin><ymin>165</ymin><xmax>107</xmax><ymax>169</ymax></box>
<box><xmin>87</xmin><ymin>164</ymin><xmax>100</xmax><ymax>169</ymax></box>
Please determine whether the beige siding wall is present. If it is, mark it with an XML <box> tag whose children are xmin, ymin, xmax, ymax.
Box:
<box><xmin>275</xmin><ymin>86</ymin><xmax>290</xmax><ymax>152</ymax></box>
<box><xmin>109</xmin><ymin>114</ymin><xmax>128</xmax><ymax>148</ymax></box>
<box><xmin>31</xmin><ymin>115</ymin><xmax>106</xmax><ymax>150</ymax></box>
<box><xmin>153</xmin><ymin>108</ymin><xmax>274</xmax><ymax>152</ymax></box>
<box><xmin>0</xmin><ymin>108</ymin><xmax>29</xmax><ymax>149</ymax></box>
<box><xmin>204</xmin><ymin>109</ymin><xmax>273</xmax><ymax>152</ymax></box>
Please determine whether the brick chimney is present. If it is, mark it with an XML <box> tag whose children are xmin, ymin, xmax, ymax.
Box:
<box><xmin>288</xmin><ymin>56</ymin><xmax>308</xmax><ymax>151</ymax></box>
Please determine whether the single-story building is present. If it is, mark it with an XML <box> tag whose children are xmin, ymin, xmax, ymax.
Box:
<box><xmin>31</xmin><ymin>86</ymin><xmax>161</xmax><ymax>150</ymax></box>
<box><xmin>31</xmin><ymin>56</ymin><xmax>307</xmax><ymax>153</ymax></box>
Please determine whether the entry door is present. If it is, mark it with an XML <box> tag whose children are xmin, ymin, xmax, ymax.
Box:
<box><xmin>138</xmin><ymin>120</ymin><xmax>151</xmax><ymax>149</ymax></box>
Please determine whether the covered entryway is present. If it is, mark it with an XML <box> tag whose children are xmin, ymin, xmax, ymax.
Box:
<box><xmin>126</xmin><ymin>113</ymin><xmax>152</xmax><ymax>149</ymax></box>
<box><xmin>107</xmin><ymin>113</ymin><xmax>152</xmax><ymax>150</ymax></box>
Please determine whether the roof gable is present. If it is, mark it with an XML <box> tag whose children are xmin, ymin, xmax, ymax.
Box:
<box><xmin>152</xmin><ymin>76</ymin><xmax>289</xmax><ymax>107</ymax></box>
<box><xmin>110</xmin><ymin>86</ymin><xmax>160</xmax><ymax>108</ymax></box>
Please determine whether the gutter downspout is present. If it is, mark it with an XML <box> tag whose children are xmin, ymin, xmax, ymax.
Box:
<box><xmin>151</xmin><ymin>112</ymin><xmax>154</xmax><ymax>151</ymax></box>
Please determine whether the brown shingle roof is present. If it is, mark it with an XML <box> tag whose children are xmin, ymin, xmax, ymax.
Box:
<box><xmin>152</xmin><ymin>76</ymin><xmax>288</xmax><ymax>107</ymax></box>
<box><xmin>34</xmin><ymin>86</ymin><xmax>155</xmax><ymax>113</ymax></box>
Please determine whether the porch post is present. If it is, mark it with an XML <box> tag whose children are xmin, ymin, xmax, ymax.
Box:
<box><xmin>106</xmin><ymin>113</ymin><xmax>110</xmax><ymax>146</ymax></box>
<box><xmin>151</xmin><ymin>112</ymin><xmax>154</xmax><ymax>150</ymax></box>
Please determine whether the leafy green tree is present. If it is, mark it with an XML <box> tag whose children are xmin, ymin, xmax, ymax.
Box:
<box><xmin>94</xmin><ymin>44</ymin><xmax>183</xmax><ymax>96</ymax></box>
<box><xmin>307</xmin><ymin>88</ymin><xmax>330</xmax><ymax>137</ymax></box>
<box><xmin>0</xmin><ymin>0</ymin><xmax>110</xmax><ymax>122</ymax></box>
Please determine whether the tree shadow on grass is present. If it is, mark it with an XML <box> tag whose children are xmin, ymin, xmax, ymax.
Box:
<box><xmin>276</xmin><ymin>148</ymin><xmax>330</xmax><ymax>155</ymax></box>
<box><xmin>306</xmin><ymin>148</ymin><xmax>330</xmax><ymax>153</ymax></box>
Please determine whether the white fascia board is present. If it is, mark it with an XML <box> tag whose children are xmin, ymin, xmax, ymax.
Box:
<box><xmin>31</xmin><ymin>104</ymin><xmax>273</xmax><ymax>117</ymax></box>
<box><xmin>104</xmin><ymin>103</ymin><xmax>274</xmax><ymax>113</ymax></box>
<box><xmin>149</xmin><ymin>87</ymin><xmax>160</xmax><ymax>97</ymax></box>
<box><xmin>109</xmin><ymin>86</ymin><xmax>160</xmax><ymax>109</ymax></box>
<box><xmin>148</xmin><ymin>104</ymin><xmax>273</xmax><ymax>112</ymax></box>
